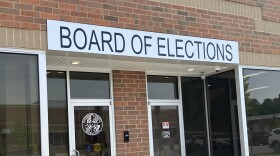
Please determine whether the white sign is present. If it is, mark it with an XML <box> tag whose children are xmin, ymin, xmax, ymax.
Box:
<box><xmin>162</xmin><ymin>131</ymin><xmax>171</xmax><ymax>138</ymax></box>
<box><xmin>162</xmin><ymin>122</ymin><xmax>170</xmax><ymax>129</ymax></box>
<box><xmin>47</xmin><ymin>20</ymin><xmax>239</xmax><ymax>64</ymax></box>
<box><xmin>82</xmin><ymin>113</ymin><xmax>103</xmax><ymax>136</ymax></box>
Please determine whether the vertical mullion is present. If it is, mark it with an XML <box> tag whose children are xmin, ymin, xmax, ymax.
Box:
<box><xmin>177</xmin><ymin>76</ymin><xmax>186</xmax><ymax>156</ymax></box>
<box><xmin>38</xmin><ymin>53</ymin><xmax>49</xmax><ymax>156</ymax></box>
<box><xmin>66</xmin><ymin>71</ymin><xmax>74</xmax><ymax>155</ymax></box>
<box><xmin>235</xmin><ymin>67</ymin><xmax>249</xmax><ymax>156</ymax></box>
<box><xmin>203</xmin><ymin>77</ymin><xmax>212</xmax><ymax>156</ymax></box>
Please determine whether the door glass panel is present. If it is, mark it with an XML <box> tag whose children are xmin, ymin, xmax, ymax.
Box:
<box><xmin>74</xmin><ymin>106</ymin><xmax>111</xmax><ymax>156</ymax></box>
<box><xmin>207</xmin><ymin>70</ymin><xmax>241</xmax><ymax>156</ymax></box>
<box><xmin>181</xmin><ymin>77</ymin><xmax>208</xmax><ymax>156</ymax></box>
<box><xmin>152</xmin><ymin>106</ymin><xmax>181</xmax><ymax>156</ymax></box>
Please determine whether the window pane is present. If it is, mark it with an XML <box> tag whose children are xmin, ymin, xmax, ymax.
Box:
<box><xmin>0</xmin><ymin>53</ymin><xmax>40</xmax><ymax>155</ymax></box>
<box><xmin>243</xmin><ymin>69</ymin><xmax>280</xmax><ymax>155</ymax></box>
<box><xmin>148</xmin><ymin>76</ymin><xmax>178</xmax><ymax>99</ymax></box>
<box><xmin>207</xmin><ymin>70</ymin><xmax>241</xmax><ymax>156</ymax></box>
<box><xmin>70</xmin><ymin>72</ymin><xmax>110</xmax><ymax>99</ymax></box>
<box><xmin>181</xmin><ymin>77</ymin><xmax>208</xmax><ymax>156</ymax></box>
<box><xmin>47</xmin><ymin>71</ymin><xmax>69</xmax><ymax>155</ymax></box>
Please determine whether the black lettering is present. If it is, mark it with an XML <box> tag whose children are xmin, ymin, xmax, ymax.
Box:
<box><xmin>101</xmin><ymin>31</ymin><xmax>113</xmax><ymax>52</ymax></box>
<box><xmin>167</xmin><ymin>38</ymin><xmax>170</xmax><ymax>56</ymax></box>
<box><xmin>226</xmin><ymin>44</ymin><xmax>233</xmax><ymax>61</ymax></box>
<box><xmin>167</xmin><ymin>39</ymin><xmax>175</xmax><ymax>57</ymax></box>
<box><xmin>207</xmin><ymin>42</ymin><xmax>216</xmax><ymax>60</ymax></box>
<box><xmin>131</xmin><ymin>35</ymin><xmax>143</xmax><ymax>54</ymax></box>
<box><xmin>144</xmin><ymin>36</ymin><xmax>152</xmax><ymax>55</ymax></box>
<box><xmin>203</xmin><ymin>42</ymin><xmax>206</xmax><ymax>59</ymax></box>
<box><xmin>185</xmin><ymin>40</ymin><xmax>194</xmax><ymax>58</ymax></box>
<box><xmin>194</xmin><ymin>41</ymin><xmax>202</xmax><ymax>59</ymax></box>
<box><xmin>157</xmin><ymin>37</ymin><xmax>166</xmax><ymax>56</ymax></box>
<box><xmin>60</xmin><ymin>26</ymin><xmax>72</xmax><ymax>48</ymax></box>
<box><xmin>73</xmin><ymin>28</ymin><xmax>87</xmax><ymax>50</ymax></box>
<box><xmin>114</xmin><ymin>33</ymin><xmax>125</xmax><ymax>53</ymax></box>
<box><xmin>175</xmin><ymin>39</ymin><xmax>184</xmax><ymax>58</ymax></box>
<box><xmin>88</xmin><ymin>30</ymin><xmax>100</xmax><ymax>51</ymax></box>
<box><xmin>216</xmin><ymin>44</ymin><xmax>225</xmax><ymax>60</ymax></box>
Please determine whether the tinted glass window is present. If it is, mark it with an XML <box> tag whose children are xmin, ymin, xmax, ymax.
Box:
<box><xmin>207</xmin><ymin>70</ymin><xmax>241</xmax><ymax>156</ymax></box>
<box><xmin>70</xmin><ymin>72</ymin><xmax>110</xmax><ymax>99</ymax></box>
<box><xmin>0</xmin><ymin>53</ymin><xmax>40</xmax><ymax>155</ymax></box>
<box><xmin>243</xmin><ymin>69</ymin><xmax>280</xmax><ymax>155</ymax></box>
<box><xmin>181</xmin><ymin>77</ymin><xmax>208</xmax><ymax>156</ymax></box>
<box><xmin>47</xmin><ymin>71</ymin><xmax>69</xmax><ymax>155</ymax></box>
<box><xmin>148</xmin><ymin>76</ymin><xmax>178</xmax><ymax>99</ymax></box>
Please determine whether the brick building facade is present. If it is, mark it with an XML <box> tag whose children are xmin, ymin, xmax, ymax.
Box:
<box><xmin>0</xmin><ymin>0</ymin><xmax>280</xmax><ymax>156</ymax></box>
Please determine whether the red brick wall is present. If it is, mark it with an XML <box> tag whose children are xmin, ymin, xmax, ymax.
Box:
<box><xmin>1</xmin><ymin>0</ymin><xmax>280</xmax><ymax>55</ymax></box>
<box><xmin>227</xmin><ymin>0</ymin><xmax>280</xmax><ymax>23</ymax></box>
<box><xmin>113</xmin><ymin>70</ymin><xmax>149</xmax><ymax>156</ymax></box>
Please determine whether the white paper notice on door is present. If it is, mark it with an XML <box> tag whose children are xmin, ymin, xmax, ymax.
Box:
<box><xmin>162</xmin><ymin>122</ymin><xmax>170</xmax><ymax>129</ymax></box>
<box><xmin>162</xmin><ymin>131</ymin><xmax>170</xmax><ymax>138</ymax></box>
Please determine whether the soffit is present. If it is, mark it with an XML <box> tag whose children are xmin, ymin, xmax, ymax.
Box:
<box><xmin>46</xmin><ymin>51</ymin><xmax>235</xmax><ymax>76</ymax></box>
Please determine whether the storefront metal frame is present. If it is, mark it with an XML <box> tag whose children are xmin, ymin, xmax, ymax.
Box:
<box><xmin>146</xmin><ymin>67</ymin><xmax>249</xmax><ymax>156</ymax></box>
<box><xmin>147</xmin><ymin>99</ymin><xmax>186</xmax><ymax>156</ymax></box>
<box><xmin>69</xmin><ymin>99</ymin><xmax>115</xmax><ymax>156</ymax></box>
<box><xmin>0</xmin><ymin>48</ymin><xmax>49</xmax><ymax>156</ymax></box>
<box><xmin>146</xmin><ymin>74</ymin><xmax>186</xmax><ymax>156</ymax></box>
<box><xmin>237</xmin><ymin>65</ymin><xmax>280</xmax><ymax>156</ymax></box>
<box><xmin>46</xmin><ymin>67</ymin><xmax>117</xmax><ymax>156</ymax></box>
<box><xmin>3</xmin><ymin>47</ymin><xmax>272</xmax><ymax>156</ymax></box>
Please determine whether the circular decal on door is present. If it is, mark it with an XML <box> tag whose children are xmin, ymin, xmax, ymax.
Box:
<box><xmin>82</xmin><ymin>113</ymin><xmax>103</xmax><ymax>136</ymax></box>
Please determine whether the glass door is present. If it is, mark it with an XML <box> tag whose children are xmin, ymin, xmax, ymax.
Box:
<box><xmin>69</xmin><ymin>100</ymin><xmax>114</xmax><ymax>156</ymax></box>
<box><xmin>148</xmin><ymin>101</ymin><xmax>186</xmax><ymax>156</ymax></box>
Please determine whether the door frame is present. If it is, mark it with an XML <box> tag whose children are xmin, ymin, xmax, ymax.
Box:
<box><xmin>148</xmin><ymin>99</ymin><xmax>186</xmax><ymax>156</ymax></box>
<box><xmin>69</xmin><ymin>99</ymin><xmax>116</xmax><ymax>156</ymax></box>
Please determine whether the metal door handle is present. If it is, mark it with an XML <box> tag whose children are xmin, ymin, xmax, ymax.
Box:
<box><xmin>73</xmin><ymin>150</ymin><xmax>80</xmax><ymax>156</ymax></box>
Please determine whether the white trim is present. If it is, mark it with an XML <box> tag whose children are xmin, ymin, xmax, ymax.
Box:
<box><xmin>235</xmin><ymin>67</ymin><xmax>249</xmax><ymax>156</ymax></box>
<box><xmin>146</xmin><ymin>71</ymin><xmax>202</xmax><ymax>77</ymax></box>
<box><xmin>61</xmin><ymin>69</ymin><xmax>116</xmax><ymax>156</ymax></box>
<box><xmin>148</xmin><ymin>99</ymin><xmax>181</xmax><ymax>104</ymax></box>
<box><xmin>0</xmin><ymin>48</ymin><xmax>49</xmax><ymax>156</ymax></box>
<box><xmin>0</xmin><ymin>48</ymin><xmax>45</xmax><ymax>54</ymax></box>
<box><xmin>237</xmin><ymin>65</ymin><xmax>280</xmax><ymax>156</ymax></box>
<box><xmin>38</xmin><ymin>52</ymin><xmax>50</xmax><ymax>156</ymax></box>
<box><xmin>240</xmin><ymin>65</ymin><xmax>280</xmax><ymax>71</ymax></box>
<box><xmin>147</xmin><ymin>75</ymin><xmax>186</xmax><ymax>156</ymax></box>
<box><xmin>70</xmin><ymin>99</ymin><xmax>112</xmax><ymax>104</ymax></box>
<box><xmin>148</xmin><ymin>101</ymin><xmax>185</xmax><ymax>156</ymax></box>
<box><xmin>177</xmin><ymin>76</ymin><xmax>186</xmax><ymax>156</ymax></box>
<box><xmin>147</xmin><ymin>102</ymin><xmax>154</xmax><ymax>156</ymax></box>
<box><xmin>203</xmin><ymin>78</ymin><xmax>212</xmax><ymax>156</ymax></box>
<box><xmin>146</xmin><ymin>74</ymin><xmax>154</xmax><ymax>156</ymax></box>
<box><xmin>47</xmin><ymin>66</ymin><xmax>111</xmax><ymax>73</ymax></box>
<box><xmin>109</xmin><ymin>70</ymin><xmax>117</xmax><ymax>156</ymax></box>
<box><xmin>66</xmin><ymin>71</ymin><xmax>74</xmax><ymax>155</ymax></box>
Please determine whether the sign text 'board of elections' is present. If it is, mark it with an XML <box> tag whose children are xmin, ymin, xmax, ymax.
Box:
<box><xmin>47</xmin><ymin>20</ymin><xmax>239</xmax><ymax>64</ymax></box>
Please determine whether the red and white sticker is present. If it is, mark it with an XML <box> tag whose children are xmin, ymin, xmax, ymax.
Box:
<box><xmin>162</xmin><ymin>122</ymin><xmax>170</xmax><ymax>129</ymax></box>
